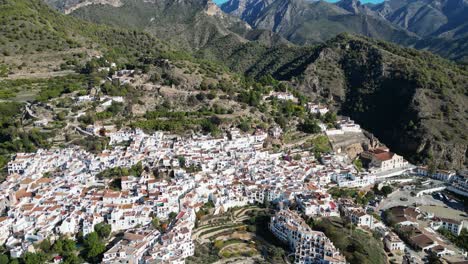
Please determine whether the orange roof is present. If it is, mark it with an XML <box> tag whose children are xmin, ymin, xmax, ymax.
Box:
<box><xmin>103</xmin><ymin>191</ymin><xmax>120</xmax><ymax>198</ymax></box>
<box><xmin>374</xmin><ymin>152</ymin><xmax>395</xmax><ymax>161</ymax></box>
<box><xmin>16</xmin><ymin>189</ymin><xmax>33</xmax><ymax>199</ymax></box>
<box><xmin>36</xmin><ymin>178</ymin><xmax>52</xmax><ymax>184</ymax></box>
<box><xmin>20</xmin><ymin>178</ymin><xmax>34</xmax><ymax>185</ymax></box>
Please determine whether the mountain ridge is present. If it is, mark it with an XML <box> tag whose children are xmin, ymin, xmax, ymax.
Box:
<box><xmin>43</xmin><ymin>0</ymin><xmax>290</xmax><ymax>53</ymax></box>
<box><xmin>221</xmin><ymin>0</ymin><xmax>468</xmax><ymax>63</ymax></box>
<box><xmin>3</xmin><ymin>0</ymin><xmax>467</xmax><ymax>170</ymax></box>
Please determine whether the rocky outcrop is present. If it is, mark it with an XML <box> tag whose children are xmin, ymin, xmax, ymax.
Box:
<box><xmin>296</xmin><ymin>35</ymin><xmax>468</xmax><ymax>170</ymax></box>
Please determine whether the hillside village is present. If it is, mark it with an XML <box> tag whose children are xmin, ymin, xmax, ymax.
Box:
<box><xmin>1</xmin><ymin>64</ymin><xmax>467</xmax><ymax>264</ymax></box>
<box><xmin>0</xmin><ymin>0</ymin><xmax>467</xmax><ymax>263</ymax></box>
<box><xmin>1</xmin><ymin>94</ymin><xmax>467</xmax><ymax>263</ymax></box>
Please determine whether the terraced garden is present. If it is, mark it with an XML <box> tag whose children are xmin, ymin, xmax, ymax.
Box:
<box><xmin>187</xmin><ymin>206</ymin><xmax>288</xmax><ymax>264</ymax></box>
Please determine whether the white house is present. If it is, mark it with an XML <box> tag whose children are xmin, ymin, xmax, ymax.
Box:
<box><xmin>384</xmin><ymin>232</ymin><xmax>405</xmax><ymax>252</ymax></box>
<box><xmin>307</xmin><ymin>103</ymin><xmax>329</xmax><ymax>115</ymax></box>
<box><xmin>437</xmin><ymin>218</ymin><xmax>465</xmax><ymax>236</ymax></box>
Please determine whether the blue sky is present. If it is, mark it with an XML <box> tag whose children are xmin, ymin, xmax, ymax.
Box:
<box><xmin>214</xmin><ymin>0</ymin><xmax>384</xmax><ymax>5</ymax></box>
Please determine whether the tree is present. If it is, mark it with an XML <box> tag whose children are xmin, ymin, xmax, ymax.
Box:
<box><xmin>169</xmin><ymin>212</ymin><xmax>177</xmax><ymax>220</ymax></box>
<box><xmin>353</xmin><ymin>158</ymin><xmax>363</xmax><ymax>172</ymax></box>
<box><xmin>201</xmin><ymin>118</ymin><xmax>220</xmax><ymax>136</ymax></box>
<box><xmin>381</xmin><ymin>186</ymin><xmax>393</xmax><ymax>197</ymax></box>
<box><xmin>83</xmin><ymin>232</ymin><xmax>105</xmax><ymax>263</ymax></box>
<box><xmin>293</xmin><ymin>154</ymin><xmax>302</xmax><ymax>160</ymax></box>
<box><xmin>22</xmin><ymin>252</ymin><xmax>48</xmax><ymax>264</ymax></box>
<box><xmin>63</xmin><ymin>238</ymin><xmax>76</xmax><ymax>252</ymax></box>
<box><xmin>56</xmin><ymin>111</ymin><xmax>67</xmax><ymax>121</ymax></box>
<box><xmin>275</xmin><ymin>115</ymin><xmax>287</xmax><ymax>129</ymax></box>
<box><xmin>238</xmin><ymin>120</ymin><xmax>251</xmax><ymax>132</ymax></box>
<box><xmin>177</xmin><ymin>156</ymin><xmax>186</xmax><ymax>168</ymax></box>
<box><xmin>53</xmin><ymin>239</ymin><xmax>64</xmax><ymax>254</ymax></box>
<box><xmin>94</xmin><ymin>223</ymin><xmax>111</xmax><ymax>239</ymax></box>
<box><xmin>426</xmin><ymin>251</ymin><xmax>442</xmax><ymax>264</ymax></box>
<box><xmin>214</xmin><ymin>240</ymin><xmax>224</xmax><ymax>250</ymax></box>
<box><xmin>0</xmin><ymin>254</ymin><xmax>9</xmax><ymax>264</ymax></box>
<box><xmin>195</xmin><ymin>93</ymin><xmax>205</xmax><ymax>101</ymax></box>
<box><xmin>299</xmin><ymin>118</ymin><xmax>321</xmax><ymax>134</ymax></box>
<box><xmin>38</xmin><ymin>238</ymin><xmax>52</xmax><ymax>253</ymax></box>
<box><xmin>53</xmin><ymin>238</ymin><xmax>78</xmax><ymax>261</ymax></box>
<box><xmin>63</xmin><ymin>254</ymin><xmax>80</xmax><ymax>264</ymax></box>
<box><xmin>323</xmin><ymin>111</ymin><xmax>337</xmax><ymax>124</ymax></box>
<box><xmin>151</xmin><ymin>217</ymin><xmax>161</xmax><ymax>230</ymax></box>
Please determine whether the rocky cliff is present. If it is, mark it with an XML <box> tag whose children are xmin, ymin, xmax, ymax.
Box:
<box><xmin>298</xmin><ymin>35</ymin><xmax>467</xmax><ymax>170</ymax></box>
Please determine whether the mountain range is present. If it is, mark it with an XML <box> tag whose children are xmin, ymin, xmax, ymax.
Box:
<box><xmin>221</xmin><ymin>0</ymin><xmax>468</xmax><ymax>63</ymax></box>
<box><xmin>42</xmin><ymin>0</ymin><xmax>289</xmax><ymax>56</ymax></box>
<box><xmin>1</xmin><ymin>0</ymin><xmax>467</xmax><ymax>170</ymax></box>
<box><xmin>41</xmin><ymin>0</ymin><xmax>468</xmax><ymax>63</ymax></box>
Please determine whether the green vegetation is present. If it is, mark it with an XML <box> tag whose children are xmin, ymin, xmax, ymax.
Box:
<box><xmin>212</xmin><ymin>32</ymin><xmax>467</xmax><ymax>170</ymax></box>
<box><xmin>189</xmin><ymin>207</ymin><xmax>286</xmax><ymax>264</ymax></box>
<box><xmin>0</xmin><ymin>65</ymin><xmax>8</xmax><ymax>78</ymax></box>
<box><xmin>186</xmin><ymin>242</ymin><xmax>223</xmax><ymax>264</ymax></box>
<box><xmin>353</xmin><ymin>158</ymin><xmax>363</xmax><ymax>172</ymax></box>
<box><xmin>0</xmin><ymin>0</ymin><xmax>168</xmax><ymax>63</ymax></box>
<box><xmin>299</xmin><ymin>117</ymin><xmax>321</xmax><ymax>134</ymax></box>
<box><xmin>96</xmin><ymin>102</ymin><xmax>125</xmax><ymax>120</ymax></box>
<box><xmin>380</xmin><ymin>186</ymin><xmax>393</xmax><ymax>197</ymax></box>
<box><xmin>312</xmin><ymin>217</ymin><xmax>387</xmax><ymax>264</ymax></box>
<box><xmin>328</xmin><ymin>187</ymin><xmax>375</xmax><ymax>205</ymax></box>
<box><xmin>372</xmin><ymin>184</ymin><xmax>393</xmax><ymax>198</ymax></box>
<box><xmin>195</xmin><ymin>201</ymin><xmax>215</xmax><ymax>221</ymax></box>
<box><xmin>0</xmin><ymin>75</ymin><xmax>87</xmax><ymax>101</ymax></box>
<box><xmin>133</xmin><ymin>105</ymin><xmax>224</xmax><ymax>135</ymax></box>
<box><xmin>321</xmin><ymin>111</ymin><xmax>337</xmax><ymax>125</ymax></box>
<box><xmin>438</xmin><ymin>228</ymin><xmax>468</xmax><ymax>251</ymax></box>
<box><xmin>83</xmin><ymin>232</ymin><xmax>106</xmax><ymax>263</ymax></box>
<box><xmin>36</xmin><ymin>75</ymin><xmax>86</xmax><ymax>102</ymax></box>
<box><xmin>96</xmin><ymin>161</ymin><xmax>143</xmax><ymax>179</ymax></box>
<box><xmin>51</xmin><ymin>237</ymin><xmax>80</xmax><ymax>263</ymax></box>
<box><xmin>74</xmin><ymin>137</ymin><xmax>109</xmax><ymax>153</ymax></box>
<box><xmin>237</xmin><ymin>89</ymin><xmax>264</xmax><ymax>107</ymax></box>
<box><xmin>151</xmin><ymin>217</ymin><xmax>161</xmax><ymax>230</ymax></box>
<box><xmin>94</xmin><ymin>223</ymin><xmax>111</xmax><ymax>239</ymax></box>
<box><xmin>0</xmin><ymin>102</ymin><xmax>53</xmax><ymax>176</ymax></box>
<box><xmin>304</xmin><ymin>135</ymin><xmax>332</xmax><ymax>155</ymax></box>
<box><xmin>0</xmin><ymin>237</ymin><xmax>82</xmax><ymax>264</ymax></box>
<box><xmin>21</xmin><ymin>252</ymin><xmax>49</xmax><ymax>264</ymax></box>
<box><xmin>327</xmin><ymin>34</ymin><xmax>467</xmax><ymax>170</ymax></box>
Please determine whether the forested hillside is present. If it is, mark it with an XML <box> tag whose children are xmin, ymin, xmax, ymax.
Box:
<box><xmin>1</xmin><ymin>0</ymin><xmax>467</xmax><ymax>170</ymax></box>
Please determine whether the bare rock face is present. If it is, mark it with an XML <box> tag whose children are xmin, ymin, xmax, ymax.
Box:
<box><xmin>295</xmin><ymin>35</ymin><xmax>468</xmax><ymax>170</ymax></box>
<box><xmin>345</xmin><ymin>143</ymin><xmax>364</xmax><ymax>160</ymax></box>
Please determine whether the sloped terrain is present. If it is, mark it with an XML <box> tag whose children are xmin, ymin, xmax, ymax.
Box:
<box><xmin>222</xmin><ymin>0</ymin><xmax>468</xmax><ymax>63</ymax></box>
<box><xmin>222</xmin><ymin>0</ymin><xmax>419</xmax><ymax>45</ymax></box>
<box><xmin>1</xmin><ymin>0</ymin><xmax>467</xmax><ymax>171</ymax></box>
